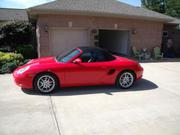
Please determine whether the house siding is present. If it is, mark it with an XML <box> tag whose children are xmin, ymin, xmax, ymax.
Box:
<box><xmin>36</xmin><ymin>14</ymin><xmax>163</xmax><ymax>57</ymax></box>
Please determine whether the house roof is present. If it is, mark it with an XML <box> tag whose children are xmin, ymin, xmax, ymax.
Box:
<box><xmin>168</xmin><ymin>18</ymin><xmax>180</xmax><ymax>25</ymax></box>
<box><xmin>0</xmin><ymin>8</ymin><xmax>28</xmax><ymax>21</ymax></box>
<box><xmin>28</xmin><ymin>0</ymin><xmax>173</xmax><ymax>22</ymax></box>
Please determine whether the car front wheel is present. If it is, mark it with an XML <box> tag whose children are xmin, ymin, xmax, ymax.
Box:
<box><xmin>116</xmin><ymin>71</ymin><xmax>135</xmax><ymax>89</ymax></box>
<box><xmin>34</xmin><ymin>73</ymin><xmax>58</xmax><ymax>93</ymax></box>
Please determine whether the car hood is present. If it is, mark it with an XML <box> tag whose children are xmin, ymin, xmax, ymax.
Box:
<box><xmin>27</xmin><ymin>56</ymin><xmax>56</xmax><ymax>65</ymax></box>
<box><xmin>15</xmin><ymin>56</ymin><xmax>62</xmax><ymax>72</ymax></box>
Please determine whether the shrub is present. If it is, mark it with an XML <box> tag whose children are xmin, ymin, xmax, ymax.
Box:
<box><xmin>0</xmin><ymin>51</ymin><xmax>23</xmax><ymax>67</ymax></box>
<box><xmin>0</xmin><ymin>47</ymin><xmax>11</xmax><ymax>52</ymax></box>
<box><xmin>0</xmin><ymin>21</ymin><xmax>33</xmax><ymax>49</ymax></box>
<box><xmin>0</xmin><ymin>21</ymin><xmax>37</xmax><ymax>59</ymax></box>
<box><xmin>23</xmin><ymin>59</ymin><xmax>31</xmax><ymax>64</ymax></box>
<box><xmin>0</xmin><ymin>51</ymin><xmax>4</xmax><ymax>57</ymax></box>
<box><xmin>0</xmin><ymin>62</ymin><xmax>18</xmax><ymax>74</ymax></box>
<box><xmin>0</xmin><ymin>52</ymin><xmax>24</xmax><ymax>74</ymax></box>
<box><xmin>16</xmin><ymin>45</ymin><xmax>37</xmax><ymax>59</ymax></box>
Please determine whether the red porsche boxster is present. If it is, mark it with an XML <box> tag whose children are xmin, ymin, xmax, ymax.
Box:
<box><xmin>13</xmin><ymin>47</ymin><xmax>143</xmax><ymax>93</ymax></box>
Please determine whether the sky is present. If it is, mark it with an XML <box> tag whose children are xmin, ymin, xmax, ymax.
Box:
<box><xmin>0</xmin><ymin>0</ymin><xmax>141</xmax><ymax>9</ymax></box>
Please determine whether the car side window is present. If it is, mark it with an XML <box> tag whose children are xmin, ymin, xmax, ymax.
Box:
<box><xmin>80</xmin><ymin>52</ymin><xmax>93</xmax><ymax>63</ymax></box>
<box><xmin>92</xmin><ymin>51</ymin><xmax>105</xmax><ymax>62</ymax></box>
<box><xmin>79</xmin><ymin>49</ymin><xmax>115</xmax><ymax>63</ymax></box>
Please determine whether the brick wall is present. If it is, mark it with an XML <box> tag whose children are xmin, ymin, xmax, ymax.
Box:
<box><xmin>37</xmin><ymin>14</ymin><xmax>163</xmax><ymax>57</ymax></box>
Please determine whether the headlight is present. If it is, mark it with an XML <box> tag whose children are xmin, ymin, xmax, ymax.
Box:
<box><xmin>17</xmin><ymin>66</ymin><xmax>30</xmax><ymax>74</ymax></box>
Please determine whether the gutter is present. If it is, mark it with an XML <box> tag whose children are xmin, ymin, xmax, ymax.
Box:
<box><xmin>27</xmin><ymin>9</ymin><xmax>173</xmax><ymax>23</ymax></box>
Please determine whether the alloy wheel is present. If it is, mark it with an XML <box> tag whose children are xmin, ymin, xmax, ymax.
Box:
<box><xmin>119</xmin><ymin>72</ymin><xmax>134</xmax><ymax>88</ymax></box>
<box><xmin>37</xmin><ymin>75</ymin><xmax>56</xmax><ymax>93</ymax></box>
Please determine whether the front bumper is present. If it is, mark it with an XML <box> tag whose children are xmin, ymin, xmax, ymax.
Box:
<box><xmin>13</xmin><ymin>71</ymin><xmax>33</xmax><ymax>89</ymax></box>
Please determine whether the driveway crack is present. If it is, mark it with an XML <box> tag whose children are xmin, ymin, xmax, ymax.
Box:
<box><xmin>49</xmin><ymin>94</ymin><xmax>61</xmax><ymax>135</ymax></box>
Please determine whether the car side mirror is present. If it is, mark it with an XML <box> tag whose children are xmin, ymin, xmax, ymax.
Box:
<box><xmin>73</xmin><ymin>58</ymin><xmax>82</xmax><ymax>64</ymax></box>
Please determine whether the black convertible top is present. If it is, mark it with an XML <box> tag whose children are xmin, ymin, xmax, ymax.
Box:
<box><xmin>78</xmin><ymin>46</ymin><xmax>115</xmax><ymax>61</ymax></box>
<box><xmin>78</xmin><ymin>46</ymin><xmax>108</xmax><ymax>53</ymax></box>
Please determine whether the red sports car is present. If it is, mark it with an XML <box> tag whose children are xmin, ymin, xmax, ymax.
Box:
<box><xmin>13</xmin><ymin>47</ymin><xmax>143</xmax><ymax>93</ymax></box>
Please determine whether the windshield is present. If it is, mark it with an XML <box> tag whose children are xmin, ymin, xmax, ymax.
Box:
<box><xmin>56</xmin><ymin>49</ymin><xmax>81</xmax><ymax>63</ymax></box>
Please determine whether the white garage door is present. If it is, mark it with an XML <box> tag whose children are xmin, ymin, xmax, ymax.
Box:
<box><xmin>49</xmin><ymin>28</ymin><xmax>90</xmax><ymax>56</ymax></box>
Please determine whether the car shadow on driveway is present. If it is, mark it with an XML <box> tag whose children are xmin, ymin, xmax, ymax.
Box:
<box><xmin>22</xmin><ymin>79</ymin><xmax>158</xmax><ymax>96</ymax></box>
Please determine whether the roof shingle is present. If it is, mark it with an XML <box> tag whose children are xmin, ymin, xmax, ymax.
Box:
<box><xmin>0</xmin><ymin>8</ymin><xmax>28</xmax><ymax>21</ymax></box>
<box><xmin>28</xmin><ymin>0</ymin><xmax>173</xmax><ymax>22</ymax></box>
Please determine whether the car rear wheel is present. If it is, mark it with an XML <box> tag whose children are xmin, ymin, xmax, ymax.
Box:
<box><xmin>116</xmin><ymin>71</ymin><xmax>135</xmax><ymax>89</ymax></box>
<box><xmin>34</xmin><ymin>73</ymin><xmax>58</xmax><ymax>93</ymax></box>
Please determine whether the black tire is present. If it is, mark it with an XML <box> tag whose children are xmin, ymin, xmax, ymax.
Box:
<box><xmin>116</xmin><ymin>71</ymin><xmax>135</xmax><ymax>89</ymax></box>
<box><xmin>33</xmin><ymin>73</ymin><xmax>58</xmax><ymax>94</ymax></box>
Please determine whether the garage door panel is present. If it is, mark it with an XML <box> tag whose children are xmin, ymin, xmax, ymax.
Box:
<box><xmin>49</xmin><ymin>29</ymin><xmax>89</xmax><ymax>56</ymax></box>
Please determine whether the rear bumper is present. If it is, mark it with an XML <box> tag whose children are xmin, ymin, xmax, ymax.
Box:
<box><xmin>13</xmin><ymin>71</ymin><xmax>33</xmax><ymax>89</ymax></box>
<box><xmin>136</xmin><ymin>71</ymin><xmax>143</xmax><ymax>80</ymax></box>
<box><xmin>136</xmin><ymin>66</ymin><xmax>143</xmax><ymax>80</ymax></box>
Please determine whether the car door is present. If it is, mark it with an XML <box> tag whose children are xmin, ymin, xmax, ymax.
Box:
<box><xmin>63</xmin><ymin>51</ymin><xmax>109</xmax><ymax>86</ymax></box>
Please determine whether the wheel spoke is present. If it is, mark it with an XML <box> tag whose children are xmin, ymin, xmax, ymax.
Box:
<box><xmin>119</xmin><ymin>72</ymin><xmax>134</xmax><ymax>88</ymax></box>
<box><xmin>37</xmin><ymin>75</ymin><xmax>56</xmax><ymax>93</ymax></box>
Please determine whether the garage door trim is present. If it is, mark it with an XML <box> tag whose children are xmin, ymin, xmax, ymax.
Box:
<box><xmin>48</xmin><ymin>27</ymin><xmax>89</xmax><ymax>30</ymax></box>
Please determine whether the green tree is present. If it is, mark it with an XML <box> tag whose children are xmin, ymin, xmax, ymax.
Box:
<box><xmin>166</xmin><ymin>0</ymin><xmax>180</xmax><ymax>18</ymax></box>
<box><xmin>0</xmin><ymin>21</ymin><xmax>33</xmax><ymax>49</ymax></box>
<box><xmin>141</xmin><ymin>0</ymin><xmax>161</xmax><ymax>12</ymax></box>
<box><xmin>141</xmin><ymin>0</ymin><xmax>180</xmax><ymax>18</ymax></box>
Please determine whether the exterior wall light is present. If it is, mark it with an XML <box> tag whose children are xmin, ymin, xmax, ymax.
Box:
<box><xmin>44</xmin><ymin>25</ymin><xmax>48</xmax><ymax>32</ymax></box>
<box><xmin>68</xmin><ymin>21</ymin><xmax>73</xmax><ymax>27</ymax></box>
<box><xmin>132</xmin><ymin>28</ymin><xmax>137</xmax><ymax>34</ymax></box>
<box><xmin>91</xmin><ymin>29</ymin><xmax>98</xmax><ymax>34</ymax></box>
<box><xmin>114</xmin><ymin>24</ymin><xmax>118</xmax><ymax>29</ymax></box>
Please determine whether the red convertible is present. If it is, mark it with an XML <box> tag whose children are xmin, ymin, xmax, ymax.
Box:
<box><xmin>13</xmin><ymin>47</ymin><xmax>143</xmax><ymax>93</ymax></box>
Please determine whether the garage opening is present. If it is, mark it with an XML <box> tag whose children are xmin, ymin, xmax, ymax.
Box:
<box><xmin>98</xmin><ymin>30</ymin><xmax>130</xmax><ymax>56</ymax></box>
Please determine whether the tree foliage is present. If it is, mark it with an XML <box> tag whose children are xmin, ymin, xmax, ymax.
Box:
<box><xmin>0</xmin><ymin>21</ymin><xmax>33</xmax><ymax>49</ymax></box>
<box><xmin>141</xmin><ymin>0</ymin><xmax>180</xmax><ymax>18</ymax></box>
<box><xmin>165</xmin><ymin>0</ymin><xmax>180</xmax><ymax>18</ymax></box>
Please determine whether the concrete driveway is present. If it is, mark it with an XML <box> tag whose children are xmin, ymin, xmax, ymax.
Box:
<box><xmin>0</xmin><ymin>62</ymin><xmax>180</xmax><ymax>135</ymax></box>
